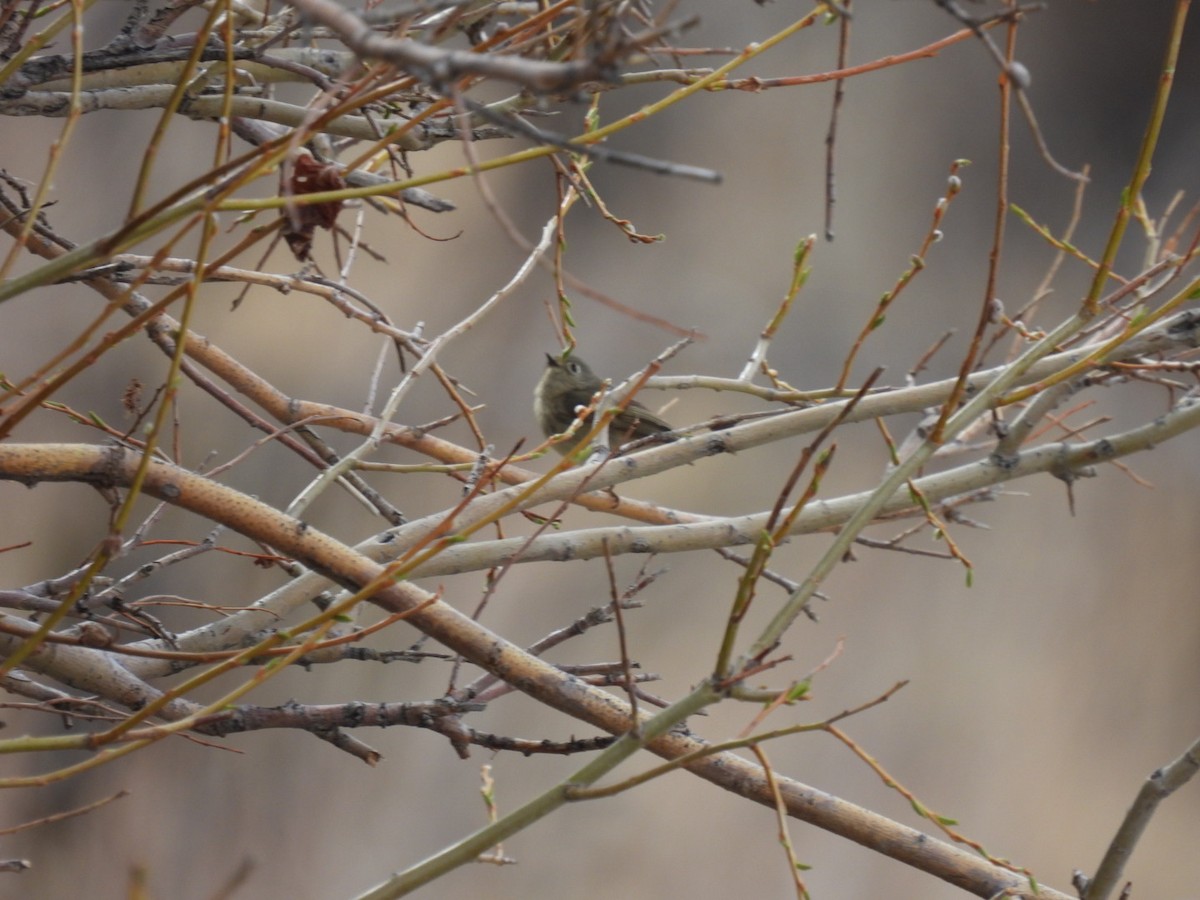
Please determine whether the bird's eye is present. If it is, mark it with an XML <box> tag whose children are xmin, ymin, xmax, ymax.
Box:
<box><xmin>566</xmin><ymin>361</ymin><xmax>582</xmax><ymax>376</ymax></box>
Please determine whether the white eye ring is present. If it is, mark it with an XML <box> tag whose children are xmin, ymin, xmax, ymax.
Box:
<box><xmin>567</xmin><ymin>361</ymin><xmax>583</xmax><ymax>375</ymax></box>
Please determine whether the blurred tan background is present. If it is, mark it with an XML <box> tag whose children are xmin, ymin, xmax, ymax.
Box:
<box><xmin>2</xmin><ymin>2</ymin><xmax>1199</xmax><ymax>898</ymax></box>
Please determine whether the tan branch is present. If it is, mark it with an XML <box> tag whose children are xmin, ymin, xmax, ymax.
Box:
<box><xmin>0</xmin><ymin>442</ymin><xmax>1068</xmax><ymax>898</ymax></box>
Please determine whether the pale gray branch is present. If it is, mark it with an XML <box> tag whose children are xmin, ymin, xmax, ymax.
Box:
<box><xmin>113</xmin><ymin>312</ymin><xmax>1200</xmax><ymax>674</ymax></box>
<box><xmin>0</xmin><ymin>86</ymin><xmax>433</xmax><ymax>150</ymax></box>
<box><xmin>0</xmin><ymin>614</ymin><xmax>195</xmax><ymax>719</ymax></box>
<box><xmin>409</xmin><ymin>392</ymin><xmax>1200</xmax><ymax>576</ymax></box>
<box><xmin>29</xmin><ymin>47</ymin><xmax>352</xmax><ymax>92</ymax></box>
<box><xmin>289</xmin><ymin>0</ymin><xmax>609</xmax><ymax>92</ymax></box>
<box><xmin>1083</xmin><ymin>734</ymin><xmax>1200</xmax><ymax>900</ymax></box>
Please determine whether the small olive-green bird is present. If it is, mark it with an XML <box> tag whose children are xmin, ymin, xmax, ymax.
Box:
<box><xmin>534</xmin><ymin>354</ymin><xmax>672</xmax><ymax>455</ymax></box>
